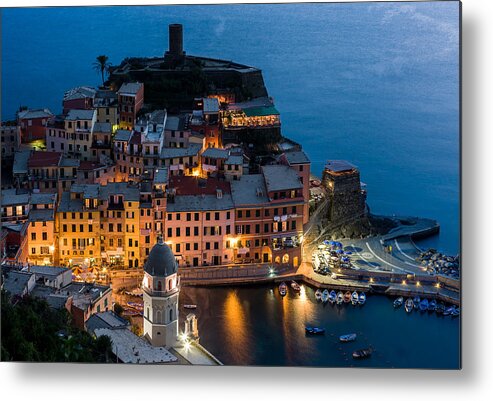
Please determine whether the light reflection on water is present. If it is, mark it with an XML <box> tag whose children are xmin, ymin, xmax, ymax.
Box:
<box><xmin>180</xmin><ymin>284</ymin><xmax>460</xmax><ymax>368</ymax></box>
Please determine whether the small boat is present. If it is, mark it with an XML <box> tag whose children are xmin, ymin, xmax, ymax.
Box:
<box><xmin>405</xmin><ymin>298</ymin><xmax>414</xmax><ymax>313</ymax></box>
<box><xmin>344</xmin><ymin>291</ymin><xmax>352</xmax><ymax>303</ymax></box>
<box><xmin>352</xmin><ymin>347</ymin><xmax>373</xmax><ymax>359</ymax></box>
<box><xmin>336</xmin><ymin>291</ymin><xmax>344</xmax><ymax>305</ymax></box>
<box><xmin>393</xmin><ymin>297</ymin><xmax>404</xmax><ymax>308</ymax></box>
<box><xmin>305</xmin><ymin>326</ymin><xmax>325</xmax><ymax>335</ymax></box>
<box><xmin>279</xmin><ymin>282</ymin><xmax>287</xmax><ymax>297</ymax></box>
<box><xmin>443</xmin><ymin>306</ymin><xmax>455</xmax><ymax>316</ymax></box>
<box><xmin>436</xmin><ymin>302</ymin><xmax>446</xmax><ymax>314</ymax></box>
<box><xmin>339</xmin><ymin>333</ymin><xmax>357</xmax><ymax>342</ymax></box>
<box><xmin>351</xmin><ymin>291</ymin><xmax>359</xmax><ymax>305</ymax></box>
<box><xmin>419</xmin><ymin>299</ymin><xmax>429</xmax><ymax>312</ymax></box>
<box><xmin>321</xmin><ymin>289</ymin><xmax>329</xmax><ymax>303</ymax></box>
<box><xmin>413</xmin><ymin>295</ymin><xmax>421</xmax><ymax>309</ymax></box>
<box><xmin>329</xmin><ymin>290</ymin><xmax>337</xmax><ymax>304</ymax></box>
<box><xmin>358</xmin><ymin>292</ymin><xmax>366</xmax><ymax>305</ymax></box>
<box><xmin>315</xmin><ymin>289</ymin><xmax>322</xmax><ymax>302</ymax></box>
<box><xmin>451</xmin><ymin>307</ymin><xmax>460</xmax><ymax>317</ymax></box>
<box><xmin>184</xmin><ymin>304</ymin><xmax>197</xmax><ymax>309</ymax></box>
<box><xmin>291</xmin><ymin>281</ymin><xmax>301</xmax><ymax>292</ymax></box>
<box><xmin>428</xmin><ymin>299</ymin><xmax>437</xmax><ymax>311</ymax></box>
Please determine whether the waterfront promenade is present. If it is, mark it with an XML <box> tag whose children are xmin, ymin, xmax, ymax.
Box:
<box><xmin>108</xmin><ymin>214</ymin><xmax>458</xmax><ymax>305</ymax></box>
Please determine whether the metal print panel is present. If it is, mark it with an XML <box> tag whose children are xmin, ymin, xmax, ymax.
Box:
<box><xmin>0</xmin><ymin>1</ymin><xmax>461</xmax><ymax>368</ymax></box>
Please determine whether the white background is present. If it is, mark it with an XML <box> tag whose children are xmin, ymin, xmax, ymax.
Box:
<box><xmin>1</xmin><ymin>0</ymin><xmax>491</xmax><ymax>400</ymax></box>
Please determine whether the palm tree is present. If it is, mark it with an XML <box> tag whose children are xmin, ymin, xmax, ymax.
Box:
<box><xmin>93</xmin><ymin>55</ymin><xmax>111</xmax><ymax>87</ymax></box>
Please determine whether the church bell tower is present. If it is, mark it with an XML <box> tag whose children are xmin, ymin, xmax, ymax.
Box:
<box><xmin>142</xmin><ymin>236</ymin><xmax>180</xmax><ymax>348</ymax></box>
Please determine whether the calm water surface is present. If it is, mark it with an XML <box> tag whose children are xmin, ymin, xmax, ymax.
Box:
<box><xmin>2</xmin><ymin>3</ymin><xmax>460</xmax><ymax>367</ymax></box>
<box><xmin>181</xmin><ymin>284</ymin><xmax>460</xmax><ymax>368</ymax></box>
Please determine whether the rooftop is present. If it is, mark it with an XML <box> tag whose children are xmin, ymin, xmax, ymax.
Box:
<box><xmin>86</xmin><ymin>311</ymin><xmax>130</xmax><ymax>334</ymax></box>
<box><xmin>169</xmin><ymin>175</ymin><xmax>231</xmax><ymax>196</ymax></box>
<box><xmin>118</xmin><ymin>82</ymin><xmax>143</xmax><ymax>96</ymax></box>
<box><xmin>99</xmin><ymin>182</ymin><xmax>140</xmax><ymax>201</ymax></box>
<box><xmin>94</xmin><ymin>328</ymin><xmax>178</xmax><ymax>364</ymax></box>
<box><xmin>225</xmin><ymin>154</ymin><xmax>243</xmax><ymax>165</ymax></box>
<box><xmin>26</xmin><ymin>265</ymin><xmax>70</xmax><ymax>278</ymax></box>
<box><xmin>202</xmin><ymin>147</ymin><xmax>229</xmax><ymax>160</ymax></box>
<box><xmin>165</xmin><ymin>115</ymin><xmax>188</xmax><ymax>132</ymax></box>
<box><xmin>30</xmin><ymin>192</ymin><xmax>57</xmax><ymax>205</ymax></box>
<box><xmin>2</xmin><ymin>270</ymin><xmax>33</xmax><ymax>296</ymax></box>
<box><xmin>202</xmin><ymin>98</ymin><xmax>219</xmax><ymax>114</ymax></box>
<box><xmin>28</xmin><ymin>208</ymin><xmax>55</xmax><ymax>222</ymax></box>
<box><xmin>167</xmin><ymin>193</ymin><xmax>234</xmax><ymax>212</ymax></box>
<box><xmin>283</xmin><ymin>149</ymin><xmax>310</xmax><ymax>165</ymax></box>
<box><xmin>60</xmin><ymin>157</ymin><xmax>80</xmax><ymax>168</ymax></box>
<box><xmin>325</xmin><ymin>160</ymin><xmax>358</xmax><ymax>173</ymax></box>
<box><xmin>63</xmin><ymin>86</ymin><xmax>96</xmax><ymax>101</ymax></box>
<box><xmin>262</xmin><ymin>165</ymin><xmax>303</xmax><ymax>192</ymax></box>
<box><xmin>28</xmin><ymin>151</ymin><xmax>62</xmax><ymax>168</ymax></box>
<box><xmin>93</xmin><ymin>122</ymin><xmax>112</xmax><ymax>133</ymax></box>
<box><xmin>18</xmin><ymin>108</ymin><xmax>53</xmax><ymax>120</ymax></box>
<box><xmin>153</xmin><ymin>167</ymin><xmax>169</xmax><ymax>185</ymax></box>
<box><xmin>13</xmin><ymin>149</ymin><xmax>31</xmax><ymax>175</ymax></box>
<box><xmin>1</xmin><ymin>189</ymin><xmax>30</xmax><ymax>206</ymax></box>
<box><xmin>58</xmin><ymin>192</ymin><xmax>84</xmax><ymax>213</ymax></box>
<box><xmin>61</xmin><ymin>282</ymin><xmax>111</xmax><ymax>311</ymax></box>
<box><xmin>71</xmin><ymin>184</ymin><xmax>100</xmax><ymax>199</ymax></box>
<box><xmin>160</xmin><ymin>143</ymin><xmax>201</xmax><ymax>159</ymax></box>
<box><xmin>65</xmin><ymin>109</ymin><xmax>96</xmax><ymax>121</ymax></box>
<box><xmin>78</xmin><ymin>161</ymin><xmax>104</xmax><ymax>171</ymax></box>
<box><xmin>231</xmin><ymin>174</ymin><xmax>269</xmax><ymax>206</ymax></box>
<box><xmin>114</xmin><ymin>129</ymin><xmax>133</xmax><ymax>142</ymax></box>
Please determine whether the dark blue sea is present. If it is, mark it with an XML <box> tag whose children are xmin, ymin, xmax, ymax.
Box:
<box><xmin>1</xmin><ymin>2</ymin><xmax>460</xmax><ymax>368</ymax></box>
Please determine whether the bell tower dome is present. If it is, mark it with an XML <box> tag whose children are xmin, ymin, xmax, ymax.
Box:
<box><xmin>142</xmin><ymin>236</ymin><xmax>180</xmax><ymax>348</ymax></box>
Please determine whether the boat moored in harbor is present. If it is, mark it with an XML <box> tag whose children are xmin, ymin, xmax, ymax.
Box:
<box><xmin>315</xmin><ymin>289</ymin><xmax>322</xmax><ymax>302</ymax></box>
<box><xmin>279</xmin><ymin>282</ymin><xmax>287</xmax><ymax>297</ymax></box>
<box><xmin>322</xmin><ymin>289</ymin><xmax>329</xmax><ymax>303</ymax></box>
<box><xmin>291</xmin><ymin>281</ymin><xmax>301</xmax><ymax>292</ymax></box>
<box><xmin>329</xmin><ymin>290</ymin><xmax>337</xmax><ymax>304</ymax></box>
<box><xmin>352</xmin><ymin>347</ymin><xmax>373</xmax><ymax>359</ymax></box>
<box><xmin>344</xmin><ymin>291</ymin><xmax>352</xmax><ymax>303</ymax></box>
<box><xmin>351</xmin><ymin>291</ymin><xmax>359</xmax><ymax>305</ymax></box>
<box><xmin>305</xmin><ymin>326</ymin><xmax>326</xmax><ymax>335</ymax></box>
<box><xmin>358</xmin><ymin>292</ymin><xmax>366</xmax><ymax>305</ymax></box>
<box><xmin>419</xmin><ymin>299</ymin><xmax>429</xmax><ymax>312</ymax></box>
<box><xmin>339</xmin><ymin>333</ymin><xmax>357</xmax><ymax>342</ymax></box>
<box><xmin>393</xmin><ymin>297</ymin><xmax>404</xmax><ymax>308</ymax></box>
<box><xmin>336</xmin><ymin>291</ymin><xmax>344</xmax><ymax>305</ymax></box>
<box><xmin>184</xmin><ymin>304</ymin><xmax>197</xmax><ymax>309</ymax></box>
<box><xmin>405</xmin><ymin>298</ymin><xmax>414</xmax><ymax>313</ymax></box>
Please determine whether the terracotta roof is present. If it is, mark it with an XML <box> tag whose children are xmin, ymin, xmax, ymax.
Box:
<box><xmin>28</xmin><ymin>151</ymin><xmax>62</xmax><ymax>168</ymax></box>
<box><xmin>169</xmin><ymin>176</ymin><xmax>231</xmax><ymax>196</ymax></box>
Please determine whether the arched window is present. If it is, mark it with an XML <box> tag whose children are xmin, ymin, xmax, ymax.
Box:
<box><xmin>168</xmin><ymin>279</ymin><xmax>172</xmax><ymax>290</ymax></box>
<box><xmin>282</xmin><ymin>254</ymin><xmax>289</xmax><ymax>264</ymax></box>
<box><xmin>146</xmin><ymin>307</ymin><xmax>150</xmax><ymax>319</ymax></box>
<box><xmin>169</xmin><ymin>308</ymin><xmax>173</xmax><ymax>322</ymax></box>
<box><xmin>156</xmin><ymin>310</ymin><xmax>162</xmax><ymax>324</ymax></box>
<box><xmin>157</xmin><ymin>281</ymin><xmax>162</xmax><ymax>291</ymax></box>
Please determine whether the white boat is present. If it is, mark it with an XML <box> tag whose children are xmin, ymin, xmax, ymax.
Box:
<box><xmin>405</xmin><ymin>298</ymin><xmax>414</xmax><ymax>313</ymax></box>
<box><xmin>393</xmin><ymin>297</ymin><xmax>404</xmax><ymax>308</ymax></box>
<box><xmin>184</xmin><ymin>304</ymin><xmax>197</xmax><ymax>309</ymax></box>
<box><xmin>322</xmin><ymin>289</ymin><xmax>329</xmax><ymax>303</ymax></box>
<box><xmin>291</xmin><ymin>281</ymin><xmax>301</xmax><ymax>292</ymax></box>
<box><xmin>279</xmin><ymin>282</ymin><xmax>287</xmax><ymax>297</ymax></box>
<box><xmin>315</xmin><ymin>289</ymin><xmax>322</xmax><ymax>301</ymax></box>
<box><xmin>336</xmin><ymin>291</ymin><xmax>344</xmax><ymax>305</ymax></box>
<box><xmin>329</xmin><ymin>290</ymin><xmax>337</xmax><ymax>304</ymax></box>
<box><xmin>358</xmin><ymin>292</ymin><xmax>366</xmax><ymax>305</ymax></box>
<box><xmin>351</xmin><ymin>291</ymin><xmax>359</xmax><ymax>305</ymax></box>
<box><xmin>339</xmin><ymin>333</ymin><xmax>357</xmax><ymax>342</ymax></box>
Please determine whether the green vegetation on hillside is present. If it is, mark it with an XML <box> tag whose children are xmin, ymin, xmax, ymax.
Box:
<box><xmin>1</xmin><ymin>290</ymin><xmax>114</xmax><ymax>363</ymax></box>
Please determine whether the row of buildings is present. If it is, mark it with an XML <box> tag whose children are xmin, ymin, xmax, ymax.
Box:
<box><xmin>2</xmin><ymin>75</ymin><xmax>314</xmax><ymax>273</ymax></box>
